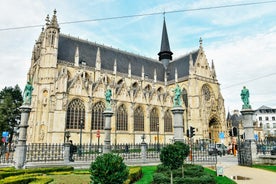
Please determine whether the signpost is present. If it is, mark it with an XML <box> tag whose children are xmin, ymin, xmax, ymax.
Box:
<box><xmin>96</xmin><ymin>130</ymin><xmax>100</xmax><ymax>152</ymax></box>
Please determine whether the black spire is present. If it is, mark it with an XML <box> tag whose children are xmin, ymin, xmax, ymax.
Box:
<box><xmin>158</xmin><ymin>18</ymin><xmax>173</xmax><ymax>61</ymax></box>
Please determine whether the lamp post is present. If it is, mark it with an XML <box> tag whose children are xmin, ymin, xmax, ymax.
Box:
<box><xmin>78</xmin><ymin>118</ymin><xmax>84</xmax><ymax>156</ymax></box>
<box><xmin>65</xmin><ymin>131</ymin><xmax>71</xmax><ymax>142</ymax></box>
<box><xmin>157</xmin><ymin>122</ymin><xmax>160</xmax><ymax>152</ymax></box>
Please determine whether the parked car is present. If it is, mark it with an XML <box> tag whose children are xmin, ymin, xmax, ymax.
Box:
<box><xmin>271</xmin><ymin>147</ymin><xmax>276</xmax><ymax>155</ymax></box>
<box><xmin>208</xmin><ymin>143</ymin><xmax>227</xmax><ymax>156</ymax></box>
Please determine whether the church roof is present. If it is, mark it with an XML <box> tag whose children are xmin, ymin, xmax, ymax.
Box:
<box><xmin>57</xmin><ymin>34</ymin><xmax>198</xmax><ymax>83</ymax></box>
<box><xmin>167</xmin><ymin>50</ymin><xmax>199</xmax><ymax>81</ymax></box>
<box><xmin>58</xmin><ymin>34</ymin><xmax>165</xmax><ymax>81</ymax></box>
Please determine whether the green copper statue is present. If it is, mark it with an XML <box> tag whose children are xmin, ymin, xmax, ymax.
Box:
<box><xmin>105</xmin><ymin>87</ymin><xmax>112</xmax><ymax>109</ymax></box>
<box><xmin>23</xmin><ymin>81</ymin><xmax>34</xmax><ymax>105</ymax></box>
<box><xmin>173</xmin><ymin>84</ymin><xmax>182</xmax><ymax>106</ymax></box>
<box><xmin>241</xmin><ymin>86</ymin><xmax>251</xmax><ymax>109</ymax></box>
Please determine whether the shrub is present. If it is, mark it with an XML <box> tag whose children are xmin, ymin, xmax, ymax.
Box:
<box><xmin>152</xmin><ymin>173</ymin><xmax>170</xmax><ymax>184</ymax></box>
<box><xmin>90</xmin><ymin>153</ymin><xmax>129</xmax><ymax>184</ymax></box>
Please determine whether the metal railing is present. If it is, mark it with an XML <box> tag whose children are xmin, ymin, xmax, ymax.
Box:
<box><xmin>0</xmin><ymin>142</ymin><xmax>220</xmax><ymax>166</ymax></box>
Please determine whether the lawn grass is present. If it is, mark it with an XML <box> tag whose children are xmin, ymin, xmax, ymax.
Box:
<box><xmin>204</xmin><ymin>167</ymin><xmax>237</xmax><ymax>184</ymax></box>
<box><xmin>49</xmin><ymin>173</ymin><xmax>90</xmax><ymax>184</ymax></box>
<box><xmin>134</xmin><ymin>166</ymin><xmax>157</xmax><ymax>184</ymax></box>
<box><xmin>253</xmin><ymin>165</ymin><xmax>276</xmax><ymax>172</ymax></box>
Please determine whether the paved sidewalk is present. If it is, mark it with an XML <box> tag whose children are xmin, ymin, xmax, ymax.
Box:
<box><xmin>217</xmin><ymin>155</ymin><xmax>276</xmax><ymax>184</ymax></box>
<box><xmin>223</xmin><ymin>165</ymin><xmax>276</xmax><ymax>184</ymax></box>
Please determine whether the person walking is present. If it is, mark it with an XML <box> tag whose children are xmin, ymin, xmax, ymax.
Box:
<box><xmin>69</xmin><ymin>140</ymin><xmax>75</xmax><ymax>162</ymax></box>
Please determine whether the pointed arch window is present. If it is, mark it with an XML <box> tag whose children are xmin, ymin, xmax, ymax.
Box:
<box><xmin>91</xmin><ymin>101</ymin><xmax>105</xmax><ymax>130</ymax></box>
<box><xmin>66</xmin><ymin>99</ymin><xmax>85</xmax><ymax>129</ymax></box>
<box><xmin>150</xmin><ymin>108</ymin><xmax>159</xmax><ymax>132</ymax></box>
<box><xmin>182</xmin><ymin>88</ymin><xmax>188</xmax><ymax>108</ymax></box>
<box><xmin>134</xmin><ymin>106</ymin><xmax>144</xmax><ymax>131</ymax></box>
<box><xmin>164</xmin><ymin>110</ymin><xmax>172</xmax><ymax>132</ymax></box>
<box><xmin>116</xmin><ymin>104</ymin><xmax>128</xmax><ymax>131</ymax></box>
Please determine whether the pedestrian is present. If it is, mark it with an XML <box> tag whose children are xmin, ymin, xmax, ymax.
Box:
<box><xmin>69</xmin><ymin>140</ymin><xmax>75</xmax><ymax>162</ymax></box>
<box><xmin>125</xmin><ymin>144</ymin><xmax>129</xmax><ymax>153</ymax></box>
<box><xmin>5</xmin><ymin>143</ymin><xmax>10</xmax><ymax>160</ymax></box>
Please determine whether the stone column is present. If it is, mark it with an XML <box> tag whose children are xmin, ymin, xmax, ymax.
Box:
<box><xmin>103</xmin><ymin>109</ymin><xmax>113</xmax><ymax>153</ymax></box>
<box><xmin>240</xmin><ymin>109</ymin><xmax>257</xmax><ymax>162</ymax></box>
<box><xmin>64</xmin><ymin>142</ymin><xmax>70</xmax><ymax>163</ymax></box>
<box><xmin>15</xmin><ymin>105</ymin><xmax>31</xmax><ymax>169</ymax></box>
<box><xmin>171</xmin><ymin>106</ymin><xmax>185</xmax><ymax>142</ymax></box>
<box><xmin>140</xmin><ymin>134</ymin><xmax>147</xmax><ymax>162</ymax></box>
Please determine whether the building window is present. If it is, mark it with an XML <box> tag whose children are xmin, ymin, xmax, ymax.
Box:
<box><xmin>266</xmin><ymin>123</ymin><xmax>270</xmax><ymax>129</ymax></box>
<box><xmin>66</xmin><ymin>99</ymin><xmax>85</xmax><ymax>129</ymax></box>
<box><xmin>116</xmin><ymin>104</ymin><xmax>128</xmax><ymax>131</ymax></box>
<box><xmin>182</xmin><ymin>88</ymin><xmax>188</xmax><ymax>108</ymax></box>
<box><xmin>273</xmin><ymin>123</ymin><xmax>276</xmax><ymax>128</ymax></box>
<box><xmin>150</xmin><ymin>108</ymin><xmax>159</xmax><ymax>132</ymax></box>
<box><xmin>265</xmin><ymin>116</ymin><xmax>269</xmax><ymax>121</ymax></box>
<box><xmin>134</xmin><ymin>106</ymin><xmax>144</xmax><ymax>131</ymax></box>
<box><xmin>272</xmin><ymin>116</ymin><xmax>275</xmax><ymax>121</ymax></box>
<box><xmin>259</xmin><ymin>117</ymin><xmax>262</xmax><ymax>121</ymax></box>
<box><xmin>91</xmin><ymin>101</ymin><xmax>105</xmax><ymax>130</ymax></box>
<box><xmin>202</xmin><ymin>85</ymin><xmax>211</xmax><ymax>101</ymax></box>
<box><xmin>164</xmin><ymin>110</ymin><xmax>172</xmax><ymax>132</ymax></box>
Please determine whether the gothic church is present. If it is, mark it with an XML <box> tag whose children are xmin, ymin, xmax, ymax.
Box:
<box><xmin>27</xmin><ymin>10</ymin><xmax>226</xmax><ymax>144</ymax></box>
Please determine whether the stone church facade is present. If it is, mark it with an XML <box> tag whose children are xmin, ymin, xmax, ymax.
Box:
<box><xmin>26</xmin><ymin>10</ymin><xmax>226</xmax><ymax>144</ymax></box>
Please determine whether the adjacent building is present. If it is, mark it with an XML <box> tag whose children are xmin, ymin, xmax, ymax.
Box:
<box><xmin>254</xmin><ymin>105</ymin><xmax>276</xmax><ymax>141</ymax></box>
<box><xmin>26</xmin><ymin>10</ymin><xmax>226</xmax><ymax>144</ymax></box>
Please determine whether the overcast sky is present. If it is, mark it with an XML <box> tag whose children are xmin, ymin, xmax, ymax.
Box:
<box><xmin>1</xmin><ymin>0</ymin><xmax>276</xmax><ymax>113</ymax></box>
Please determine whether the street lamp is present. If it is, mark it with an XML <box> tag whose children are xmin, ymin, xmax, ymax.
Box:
<box><xmin>65</xmin><ymin>131</ymin><xmax>71</xmax><ymax>142</ymax></box>
<box><xmin>78</xmin><ymin>118</ymin><xmax>84</xmax><ymax>156</ymax></box>
<box><xmin>157</xmin><ymin>122</ymin><xmax>160</xmax><ymax>152</ymax></box>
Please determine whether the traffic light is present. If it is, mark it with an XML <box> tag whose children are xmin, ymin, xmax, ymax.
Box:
<box><xmin>190</xmin><ymin>126</ymin><xmax>195</xmax><ymax>138</ymax></box>
<box><xmin>229</xmin><ymin>130</ymin><xmax>233</xmax><ymax>137</ymax></box>
<box><xmin>233</xmin><ymin>127</ymin><xmax>238</xmax><ymax>137</ymax></box>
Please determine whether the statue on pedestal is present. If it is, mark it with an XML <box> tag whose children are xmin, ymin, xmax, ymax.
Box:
<box><xmin>173</xmin><ymin>84</ymin><xmax>182</xmax><ymax>107</ymax></box>
<box><xmin>240</xmin><ymin>86</ymin><xmax>251</xmax><ymax>109</ymax></box>
<box><xmin>105</xmin><ymin>87</ymin><xmax>112</xmax><ymax>109</ymax></box>
<box><xmin>23</xmin><ymin>81</ymin><xmax>34</xmax><ymax>105</ymax></box>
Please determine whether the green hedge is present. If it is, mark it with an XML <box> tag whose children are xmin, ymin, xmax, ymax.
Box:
<box><xmin>0</xmin><ymin>166</ymin><xmax>73</xmax><ymax>181</ymax></box>
<box><xmin>153</xmin><ymin>164</ymin><xmax>216</xmax><ymax>184</ymax></box>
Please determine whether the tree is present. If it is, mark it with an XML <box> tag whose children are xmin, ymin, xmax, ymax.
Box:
<box><xmin>160</xmin><ymin>142</ymin><xmax>189</xmax><ymax>184</ymax></box>
<box><xmin>90</xmin><ymin>153</ymin><xmax>129</xmax><ymax>184</ymax></box>
<box><xmin>0</xmin><ymin>85</ymin><xmax>23</xmax><ymax>146</ymax></box>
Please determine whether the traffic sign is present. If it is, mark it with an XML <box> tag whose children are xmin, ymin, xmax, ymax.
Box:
<box><xmin>96</xmin><ymin>130</ymin><xmax>100</xmax><ymax>138</ymax></box>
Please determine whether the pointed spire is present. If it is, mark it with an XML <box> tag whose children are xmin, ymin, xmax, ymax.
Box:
<box><xmin>128</xmin><ymin>62</ymin><xmax>131</xmax><ymax>77</ymax></box>
<box><xmin>175</xmin><ymin>68</ymin><xmax>178</xmax><ymax>83</ymax></box>
<box><xmin>189</xmin><ymin>53</ymin><xmax>194</xmax><ymax>75</ymax></box>
<box><xmin>46</xmin><ymin>9</ymin><xmax>60</xmax><ymax>31</ymax></box>
<box><xmin>211</xmin><ymin>60</ymin><xmax>217</xmax><ymax>78</ymax></box>
<box><xmin>96</xmin><ymin>47</ymin><xmax>101</xmax><ymax>70</ymax></box>
<box><xmin>113</xmin><ymin>59</ymin><xmax>117</xmax><ymax>75</ymax></box>
<box><xmin>199</xmin><ymin>37</ymin><xmax>203</xmax><ymax>49</ymax></box>
<box><xmin>74</xmin><ymin>46</ymin><xmax>79</xmax><ymax>67</ymax></box>
<box><xmin>141</xmin><ymin>65</ymin><xmax>144</xmax><ymax>80</ymax></box>
<box><xmin>154</xmin><ymin>68</ymin><xmax>157</xmax><ymax>83</ymax></box>
<box><xmin>45</xmin><ymin>14</ymin><xmax>50</xmax><ymax>26</ymax></box>
<box><xmin>158</xmin><ymin>18</ymin><xmax>173</xmax><ymax>61</ymax></box>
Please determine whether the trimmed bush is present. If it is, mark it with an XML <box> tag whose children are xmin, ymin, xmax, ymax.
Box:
<box><xmin>152</xmin><ymin>173</ymin><xmax>170</xmax><ymax>184</ymax></box>
<box><xmin>90</xmin><ymin>153</ymin><xmax>129</xmax><ymax>184</ymax></box>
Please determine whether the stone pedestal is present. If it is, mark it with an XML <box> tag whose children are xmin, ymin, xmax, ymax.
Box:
<box><xmin>64</xmin><ymin>142</ymin><xmax>70</xmax><ymax>163</ymax></box>
<box><xmin>140</xmin><ymin>142</ymin><xmax>147</xmax><ymax>162</ymax></box>
<box><xmin>240</xmin><ymin>109</ymin><xmax>257</xmax><ymax>162</ymax></box>
<box><xmin>15</xmin><ymin>105</ymin><xmax>31</xmax><ymax>169</ymax></box>
<box><xmin>103</xmin><ymin>109</ymin><xmax>113</xmax><ymax>153</ymax></box>
<box><xmin>171</xmin><ymin>106</ymin><xmax>185</xmax><ymax>142</ymax></box>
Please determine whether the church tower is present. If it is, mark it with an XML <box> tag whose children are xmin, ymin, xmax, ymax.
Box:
<box><xmin>158</xmin><ymin>18</ymin><xmax>173</xmax><ymax>70</ymax></box>
<box><xmin>28</xmin><ymin>10</ymin><xmax>61</xmax><ymax>143</ymax></box>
